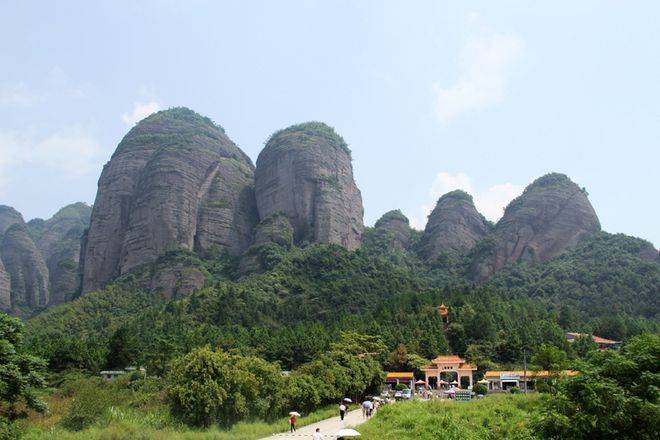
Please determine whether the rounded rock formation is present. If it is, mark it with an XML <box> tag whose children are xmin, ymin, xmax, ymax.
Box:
<box><xmin>0</xmin><ymin>223</ymin><xmax>50</xmax><ymax>309</ymax></box>
<box><xmin>472</xmin><ymin>173</ymin><xmax>601</xmax><ymax>280</ymax></box>
<box><xmin>374</xmin><ymin>210</ymin><xmax>413</xmax><ymax>250</ymax></box>
<box><xmin>419</xmin><ymin>190</ymin><xmax>490</xmax><ymax>260</ymax></box>
<box><xmin>29</xmin><ymin>203</ymin><xmax>92</xmax><ymax>304</ymax></box>
<box><xmin>0</xmin><ymin>205</ymin><xmax>24</xmax><ymax>235</ymax></box>
<box><xmin>80</xmin><ymin>108</ymin><xmax>258</xmax><ymax>294</ymax></box>
<box><xmin>254</xmin><ymin>122</ymin><xmax>364</xmax><ymax>250</ymax></box>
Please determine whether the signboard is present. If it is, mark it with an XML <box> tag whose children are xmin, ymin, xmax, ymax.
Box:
<box><xmin>500</xmin><ymin>374</ymin><xmax>520</xmax><ymax>381</ymax></box>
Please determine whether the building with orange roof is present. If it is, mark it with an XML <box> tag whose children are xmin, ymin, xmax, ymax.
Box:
<box><xmin>421</xmin><ymin>355</ymin><xmax>477</xmax><ymax>389</ymax></box>
<box><xmin>566</xmin><ymin>332</ymin><xmax>621</xmax><ymax>350</ymax></box>
<box><xmin>385</xmin><ymin>372</ymin><xmax>415</xmax><ymax>389</ymax></box>
<box><xmin>484</xmin><ymin>370</ymin><xmax>579</xmax><ymax>392</ymax></box>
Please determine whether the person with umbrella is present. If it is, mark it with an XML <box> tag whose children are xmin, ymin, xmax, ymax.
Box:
<box><xmin>339</xmin><ymin>400</ymin><xmax>347</xmax><ymax>420</ymax></box>
<box><xmin>288</xmin><ymin>411</ymin><xmax>299</xmax><ymax>432</ymax></box>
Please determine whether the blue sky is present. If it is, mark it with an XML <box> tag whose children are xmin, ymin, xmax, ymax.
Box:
<box><xmin>1</xmin><ymin>0</ymin><xmax>658</xmax><ymax>246</ymax></box>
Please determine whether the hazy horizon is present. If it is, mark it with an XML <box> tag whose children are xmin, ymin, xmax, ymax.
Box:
<box><xmin>1</xmin><ymin>1</ymin><xmax>658</xmax><ymax>246</ymax></box>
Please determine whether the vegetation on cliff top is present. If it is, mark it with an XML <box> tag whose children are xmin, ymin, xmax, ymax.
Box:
<box><xmin>375</xmin><ymin>209</ymin><xmax>410</xmax><ymax>227</ymax></box>
<box><xmin>264</xmin><ymin>121</ymin><xmax>351</xmax><ymax>157</ymax></box>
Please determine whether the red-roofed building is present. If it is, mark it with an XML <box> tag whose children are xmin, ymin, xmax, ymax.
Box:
<box><xmin>566</xmin><ymin>332</ymin><xmax>622</xmax><ymax>350</ymax></box>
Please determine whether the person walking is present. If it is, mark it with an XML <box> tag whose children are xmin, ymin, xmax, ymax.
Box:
<box><xmin>313</xmin><ymin>427</ymin><xmax>322</xmax><ymax>440</ymax></box>
<box><xmin>339</xmin><ymin>401</ymin><xmax>346</xmax><ymax>421</ymax></box>
<box><xmin>289</xmin><ymin>413</ymin><xmax>297</xmax><ymax>432</ymax></box>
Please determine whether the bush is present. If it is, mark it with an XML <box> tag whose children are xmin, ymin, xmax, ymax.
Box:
<box><xmin>535</xmin><ymin>380</ymin><xmax>553</xmax><ymax>393</ymax></box>
<box><xmin>395</xmin><ymin>383</ymin><xmax>409</xmax><ymax>391</ymax></box>
<box><xmin>61</xmin><ymin>379</ymin><xmax>114</xmax><ymax>431</ymax></box>
<box><xmin>509</xmin><ymin>386</ymin><xmax>520</xmax><ymax>394</ymax></box>
<box><xmin>473</xmin><ymin>383</ymin><xmax>488</xmax><ymax>395</ymax></box>
<box><xmin>535</xmin><ymin>333</ymin><xmax>660</xmax><ymax>440</ymax></box>
<box><xmin>0</xmin><ymin>419</ymin><xmax>22</xmax><ymax>440</ymax></box>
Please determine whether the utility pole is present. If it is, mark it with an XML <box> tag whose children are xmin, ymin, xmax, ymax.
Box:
<box><xmin>522</xmin><ymin>349</ymin><xmax>528</xmax><ymax>394</ymax></box>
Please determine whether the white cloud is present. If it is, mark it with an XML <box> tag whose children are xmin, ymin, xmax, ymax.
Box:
<box><xmin>406</xmin><ymin>171</ymin><xmax>523</xmax><ymax>229</ymax></box>
<box><xmin>475</xmin><ymin>182</ymin><xmax>523</xmax><ymax>221</ymax></box>
<box><xmin>433</xmin><ymin>32</ymin><xmax>525</xmax><ymax>123</ymax></box>
<box><xmin>121</xmin><ymin>101</ymin><xmax>160</xmax><ymax>126</ymax></box>
<box><xmin>0</xmin><ymin>128</ymin><xmax>103</xmax><ymax>195</ymax></box>
<box><xmin>0</xmin><ymin>83</ymin><xmax>43</xmax><ymax>106</ymax></box>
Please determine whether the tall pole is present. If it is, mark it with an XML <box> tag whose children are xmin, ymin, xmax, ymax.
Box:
<box><xmin>523</xmin><ymin>349</ymin><xmax>528</xmax><ymax>394</ymax></box>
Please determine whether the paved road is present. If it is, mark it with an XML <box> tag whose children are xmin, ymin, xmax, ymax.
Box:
<box><xmin>259</xmin><ymin>408</ymin><xmax>369</xmax><ymax>439</ymax></box>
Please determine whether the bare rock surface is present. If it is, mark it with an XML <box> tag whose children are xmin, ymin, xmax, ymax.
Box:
<box><xmin>81</xmin><ymin>108</ymin><xmax>257</xmax><ymax>294</ymax></box>
<box><xmin>0</xmin><ymin>223</ymin><xmax>49</xmax><ymax>310</ymax></box>
<box><xmin>253</xmin><ymin>213</ymin><xmax>294</xmax><ymax>248</ymax></box>
<box><xmin>472</xmin><ymin>173</ymin><xmax>601</xmax><ymax>280</ymax></box>
<box><xmin>419</xmin><ymin>191</ymin><xmax>490</xmax><ymax>260</ymax></box>
<box><xmin>148</xmin><ymin>263</ymin><xmax>206</xmax><ymax>301</ymax></box>
<box><xmin>29</xmin><ymin>203</ymin><xmax>92</xmax><ymax>304</ymax></box>
<box><xmin>255</xmin><ymin>122</ymin><xmax>363</xmax><ymax>250</ymax></box>
<box><xmin>0</xmin><ymin>259</ymin><xmax>10</xmax><ymax>310</ymax></box>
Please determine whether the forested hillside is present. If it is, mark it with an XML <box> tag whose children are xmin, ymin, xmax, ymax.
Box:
<box><xmin>26</xmin><ymin>231</ymin><xmax>659</xmax><ymax>377</ymax></box>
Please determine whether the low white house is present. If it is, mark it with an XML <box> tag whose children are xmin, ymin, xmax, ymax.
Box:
<box><xmin>99</xmin><ymin>366</ymin><xmax>146</xmax><ymax>381</ymax></box>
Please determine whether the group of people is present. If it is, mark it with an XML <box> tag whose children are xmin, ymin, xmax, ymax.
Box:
<box><xmin>287</xmin><ymin>397</ymin><xmax>378</xmax><ymax>437</ymax></box>
<box><xmin>360</xmin><ymin>398</ymin><xmax>378</xmax><ymax>418</ymax></box>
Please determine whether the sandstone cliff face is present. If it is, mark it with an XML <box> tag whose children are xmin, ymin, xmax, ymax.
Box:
<box><xmin>29</xmin><ymin>203</ymin><xmax>92</xmax><ymax>304</ymax></box>
<box><xmin>237</xmin><ymin>213</ymin><xmax>295</xmax><ymax>276</ymax></box>
<box><xmin>472</xmin><ymin>173</ymin><xmax>600</xmax><ymax>280</ymax></box>
<box><xmin>81</xmin><ymin>108</ymin><xmax>257</xmax><ymax>294</ymax></box>
<box><xmin>0</xmin><ymin>205</ymin><xmax>24</xmax><ymax>235</ymax></box>
<box><xmin>253</xmin><ymin>213</ymin><xmax>294</xmax><ymax>248</ymax></box>
<box><xmin>374</xmin><ymin>210</ymin><xmax>413</xmax><ymax>250</ymax></box>
<box><xmin>419</xmin><ymin>191</ymin><xmax>490</xmax><ymax>260</ymax></box>
<box><xmin>0</xmin><ymin>223</ymin><xmax>49</xmax><ymax>309</ymax></box>
<box><xmin>254</xmin><ymin>122</ymin><xmax>363</xmax><ymax>250</ymax></box>
<box><xmin>0</xmin><ymin>259</ymin><xmax>10</xmax><ymax>310</ymax></box>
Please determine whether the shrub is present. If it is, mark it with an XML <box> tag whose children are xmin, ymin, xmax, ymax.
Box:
<box><xmin>535</xmin><ymin>380</ymin><xmax>553</xmax><ymax>393</ymax></box>
<box><xmin>0</xmin><ymin>419</ymin><xmax>22</xmax><ymax>440</ymax></box>
<box><xmin>395</xmin><ymin>383</ymin><xmax>409</xmax><ymax>391</ymax></box>
<box><xmin>509</xmin><ymin>386</ymin><xmax>520</xmax><ymax>394</ymax></box>
<box><xmin>61</xmin><ymin>379</ymin><xmax>113</xmax><ymax>431</ymax></box>
<box><xmin>473</xmin><ymin>383</ymin><xmax>488</xmax><ymax>395</ymax></box>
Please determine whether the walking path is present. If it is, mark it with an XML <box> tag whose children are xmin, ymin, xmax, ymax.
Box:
<box><xmin>259</xmin><ymin>408</ymin><xmax>369</xmax><ymax>439</ymax></box>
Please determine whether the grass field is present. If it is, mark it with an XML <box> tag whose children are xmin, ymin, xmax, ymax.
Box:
<box><xmin>358</xmin><ymin>394</ymin><xmax>542</xmax><ymax>440</ymax></box>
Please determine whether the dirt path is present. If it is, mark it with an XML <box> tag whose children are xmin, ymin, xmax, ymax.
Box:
<box><xmin>259</xmin><ymin>408</ymin><xmax>369</xmax><ymax>439</ymax></box>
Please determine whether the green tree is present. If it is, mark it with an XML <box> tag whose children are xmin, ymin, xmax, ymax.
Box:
<box><xmin>532</xmin><ymin>344</ymin><xmax>568</xmax><ymax>371</ymax></box>
<box><xmin>167</xmin><ymin>346</ymin><xmax>266</xmax><ymax>427</ymax></box>
<box><xmin>105</xmin><ymin>325</ymin><xmax>138</xmax><ymax>369</ymax></box>
<box><xmin>535</xmin><ymin>333</ymin><xmax>660</xmax><ymax>440</ymax></box>
<box><xmin>388</xmin><ymin>344</ymin><xmax>409</xmax><ymax>371</ymax></box>
<box><xmin>570</xmin><ymin>334</ymin><xmax>598</xmax><ymax>358</ymax></box>
<box><xmin>0</xmin><ymin>313</ymin><xmax>47</xmax><ymax>419</ymax></box>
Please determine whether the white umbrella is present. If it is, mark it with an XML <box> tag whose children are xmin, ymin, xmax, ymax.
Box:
<box><xmin>342</xmin><ymin>398</ymin><xmax>352</xmax><ymax>403</ymax></box>
<box><xmin>288</xmin><ymin>411</ymin><xmax>301</xmax><ymax>416</ymax></box>
<box><xmin>335</xmin><ymin>428</ymin><xmax>361</xmax><ymax>437</ymax></box>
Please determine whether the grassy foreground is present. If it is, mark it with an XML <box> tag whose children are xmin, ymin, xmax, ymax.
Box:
<box><xmin>21</xmin><ymin>406</ymin><xmax>338</xmax><ymax>440</ymax></box>
<box><xmin>359</xmin><ymin>394</ymin><xmax>542</xmax><ymax>440</ymax></box>
<box><xmin>17</xmin><ymin>376</ymin><xmax>339</xmax><ymax>440</ymax></box>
